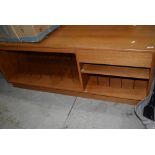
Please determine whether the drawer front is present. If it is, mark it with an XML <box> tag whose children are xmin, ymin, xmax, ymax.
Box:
<box><xmin>77</xmin><ymin>50</ymin><xmax>152</xmax><ymax>68</ymax></box>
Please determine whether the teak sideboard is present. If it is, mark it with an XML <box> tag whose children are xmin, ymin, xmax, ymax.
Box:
<box><xmin>0</xmin><ymin>25</ymin><xmax>155</xmax><ymax>104</ymax></box>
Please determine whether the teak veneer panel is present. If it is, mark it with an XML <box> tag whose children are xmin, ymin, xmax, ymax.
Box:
<box><xmin>81</xmin><ymin>64</ymin><xmax>150</xmax><ymax>79</ymax></box>
<box><xmin>77</xmin><ymin>50</ymin><xmax>152</xmax><ymax>68</ymax></box>
<box><xmin>1</xmin><ymin>26</ymin><xmax>155</xmax><ymax>52</ymax></box>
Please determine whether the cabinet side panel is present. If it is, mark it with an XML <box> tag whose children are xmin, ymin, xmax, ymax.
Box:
<box><xmin>147</xmin><ymin>53</ymin><xmax>155</xmax><ymax>95</ymax></box>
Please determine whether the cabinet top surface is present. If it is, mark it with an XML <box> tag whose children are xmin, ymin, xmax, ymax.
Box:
<box><xmin>0</xmin><ymin>25</ymin><xmax>155</xmax><ymax>52</ymax></box>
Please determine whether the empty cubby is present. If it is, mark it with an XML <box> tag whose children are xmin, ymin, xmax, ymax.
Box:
<box><xmin>2</xmin><ymin>51</ymin><xmax>81</xmax><ymax>91</ymax></box>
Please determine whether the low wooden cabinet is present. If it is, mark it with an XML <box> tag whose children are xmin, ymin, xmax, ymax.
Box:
<box><xmin>0</xmin><ymin>26</ymin><xmax>155</xmax><ymax>104</ymax></box>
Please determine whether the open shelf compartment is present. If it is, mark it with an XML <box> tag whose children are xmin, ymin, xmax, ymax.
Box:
<box><xmin>85</xmin><ymin>75</ymin><xmax>148</xmax><ymax>100</ymax></box>
<box><xmin>7</xmin><ymin>51</ymin><xmax>81</xmax><ymax>91</ymax></box>
<box><xmin>80</xmin><ymin>63</ymin><xmax>149</xmax><ymax>100</ymax></box>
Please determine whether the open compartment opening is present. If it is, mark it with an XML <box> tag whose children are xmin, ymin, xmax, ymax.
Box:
<box><xmin>6</xmin><ymin>51</ymin><xmax>81</xmax><ymax>91</ymax></box>
<box><xmin>80</xmin><ymin>63</ymin><xmax>149</xmax><ymax>100</ymax></box>
<box><xmin>85</xmin><ymin>75</ymin><xmax>148</xmax><ymax>100</ymax></box>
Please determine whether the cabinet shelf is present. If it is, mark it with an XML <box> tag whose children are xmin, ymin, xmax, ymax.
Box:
<box><xmin>81</xmin><ymin>64</ymin><xmax>150</xmax><ymax>79</ymax></box>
